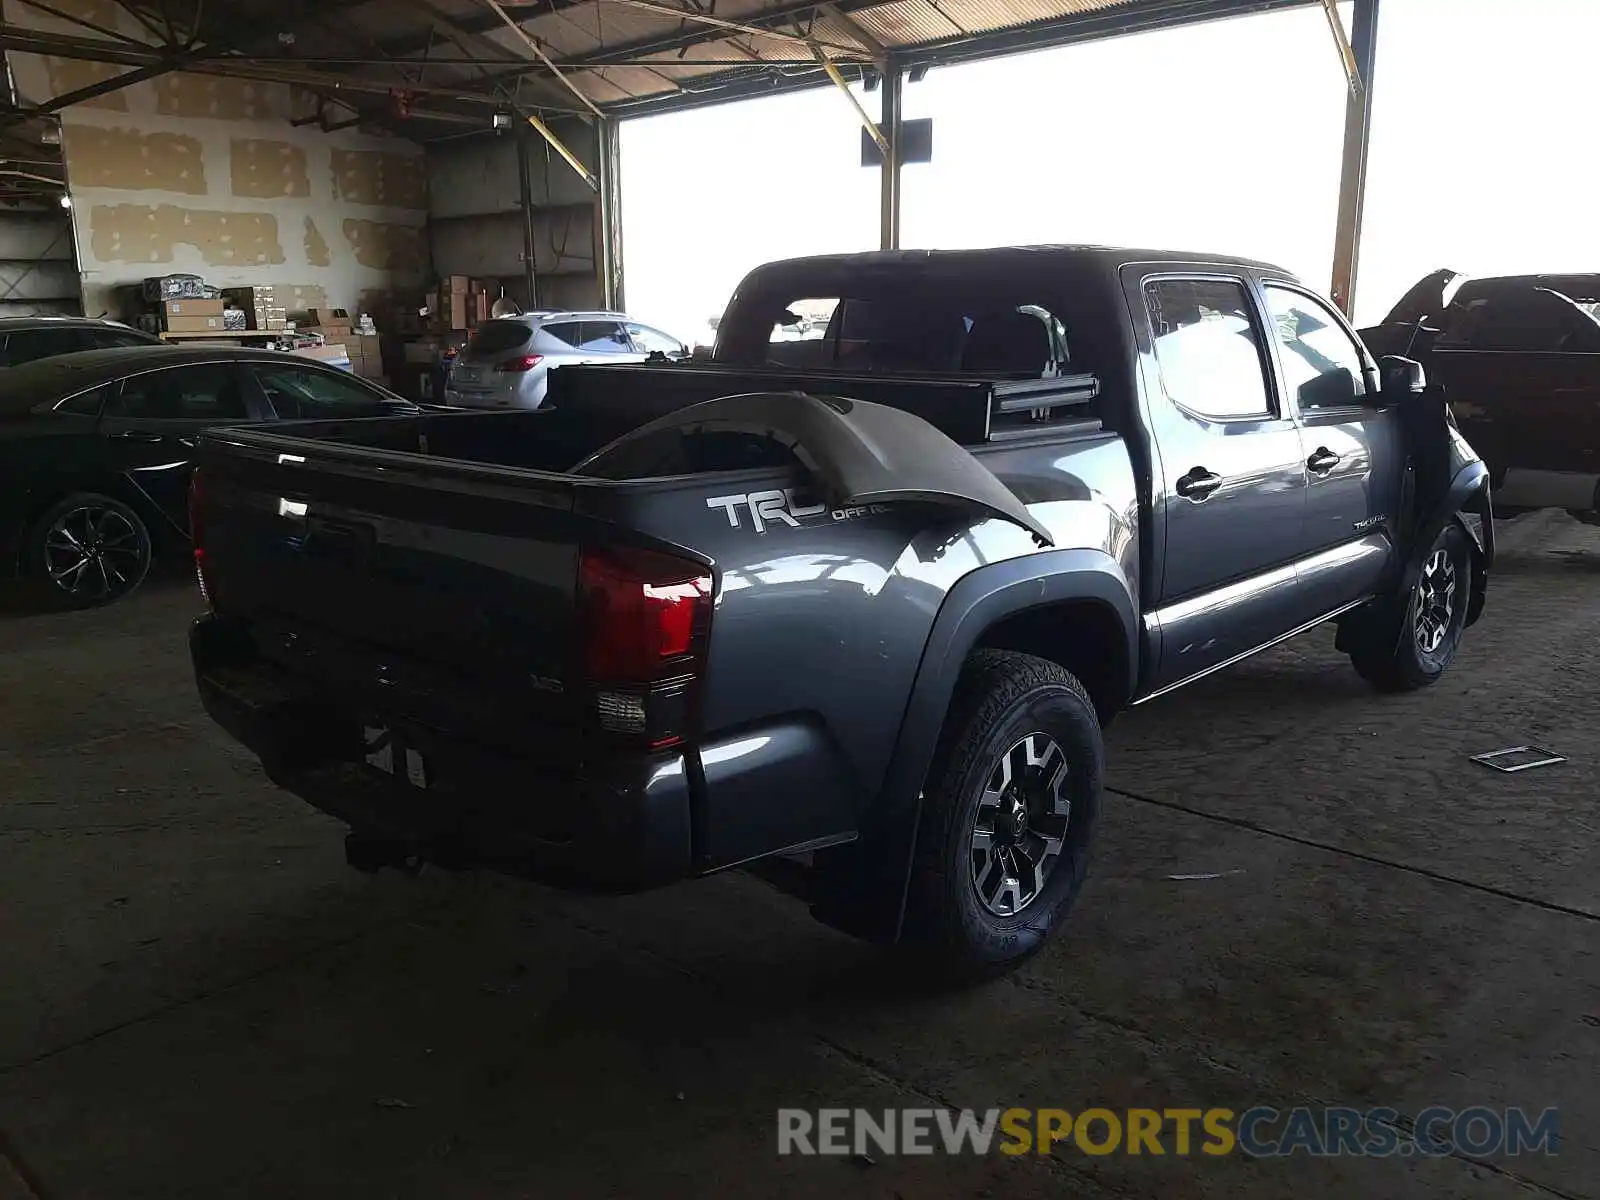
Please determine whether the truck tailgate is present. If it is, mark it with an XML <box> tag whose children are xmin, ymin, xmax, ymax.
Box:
<box><xmin>198</xmin><ymin>429</ymin><xmax>595</xmax><ymax>758</ymax></box>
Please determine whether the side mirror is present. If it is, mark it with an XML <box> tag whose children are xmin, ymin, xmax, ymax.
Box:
<box><xmin>1380</xmin><ymin>355</ymin><xmax>1427</xmax><ymax>397</ymax></box>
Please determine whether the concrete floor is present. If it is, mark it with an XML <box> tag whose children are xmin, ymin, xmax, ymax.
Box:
<box><xmin>1</xmin><ymin>511</ymin><xmax>1596</xmax><ymax>1200</ymax></box>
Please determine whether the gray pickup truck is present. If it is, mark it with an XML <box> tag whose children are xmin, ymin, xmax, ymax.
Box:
<box><xmin>188</xmin><ymin>246</ymin><xmax>1492</xmax><ymax>979</ymax></box>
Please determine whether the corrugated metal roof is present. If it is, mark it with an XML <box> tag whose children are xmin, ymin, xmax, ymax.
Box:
<box><xmin>2</xmin><ymin>0</ymin><xmax>1314</xmax><ymax>129</ymax></box>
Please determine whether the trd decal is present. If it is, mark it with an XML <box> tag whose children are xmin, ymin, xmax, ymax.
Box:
<box><xmin>705</xmin><ymin>490</ymin><xmax>890</xmax><ymax>533</ymax></box>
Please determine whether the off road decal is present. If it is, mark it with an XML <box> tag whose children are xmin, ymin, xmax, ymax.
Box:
<box><xmin>705</xmin><ymin>490</ymin><xmax>890</xmax><ymax>534</ymax></box>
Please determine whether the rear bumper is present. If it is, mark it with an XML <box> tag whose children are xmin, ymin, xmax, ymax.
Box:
<box><xmin>191</xmin><ymin>614</ymin><xmax>693</xmax><ymax>891</ymax></box>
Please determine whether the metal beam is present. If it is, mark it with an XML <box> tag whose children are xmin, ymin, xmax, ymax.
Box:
<box><xmin>517</xmin><ymin>127</ymin><xmax>539</xmax><ymax>308</ymax></box>
<box><xmin>11</xmin><ymin>0</ymin><xmax>155</xmax><ymax>48</ymax></box>
<box><xmin>596</xmin><ymin>116</ymin><xmax>624</xmax><ymax>310</ymax></box>
<box><xmin>813</xmin><ymin>42</ymin><xmax>885</xmax><ymax>155</ymax></box>
<box><xmin>458</xmin><ymin>0</ymin><xmax>842</xmax><ymax>94</ymax></box>
<box><xmin>478</xmin><ymin>0</ymin><xmax>605</xmax><ymax>118</ymax></box>
<box><xmin>1319</xmin><ymin>0</ymin><xmax>1363</xmax><ymax>95</ymax></box>
<box><xmin>600</xmin><ymin>0</ymin><xmax>868</xmax><ymax>58</ymax></box>
<box><xmin>526</xmin><ymin>110</ymin><xmax>598</xmax><ymax>190</ymax></box>
<box><xmin>0</xmin><ymin>29</ymin><xmax>589</xmax><ymax>114</ymax></box>
<box><xmin>375</xmin><ymin>1</ymin><xmax>549</xmax><ymax>56</ymax></box>
<box><xmin>1329</xmin><ymin>0</ymin><xmax>1379</xmax><ymax>316</ymax></box>
<box><xmin>595</xmin><ymin>0</ymin><xmax>1313</xmax><ymax>118</ymax></box>
<box><xmin>878</xmin><ymin>56</ymin><xmax>901</xmax><ymax>250</ymax></box>
<box><xmin>9</xmin><ymin>0</ymin><xmax>365</xmax><ymax>119</ymax></box>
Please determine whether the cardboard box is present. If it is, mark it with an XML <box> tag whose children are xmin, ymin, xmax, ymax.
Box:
<box><xmin>143</xmin><ymin>274</ymin><xmax>205</xmax><ymax>302</ymax></box>
<box><xmin>446</xmin><ymin>275</ymin><xmax>470</xmax><ymax>295</ymax></box>
<box><xmin>403</xmin><ymin>338</ymin><xmax>443</xmax><ymax>365</ymax></box>
<box><xmin>161</xmin><ymin>298</ymin><xmax>224</xmax><ymax>318</ymax></box>
<box><xmin>290</xmin><ymin>344</ymin><xmax>351</xmax><ymax>369</ymax></box>
<box><xmin>303</xmin><ymin>308</ymin><xmax>351</xmax><ymax>327</ymax></box>
<box><xmin>247</xmin><ymin>308</ymin><xmax>289</xmax><ymax>330</ymax></box>
<box><xmin>163</xmin><ymin>314</ymin><xmax>226</xmax><ymax>333</ymax></box>
<box><xmin>221</xmin><ymin>286</ymin><xmax>277</xmax><ymax>306</ymax></box>
<box><xmin>354</xmin><ymin>334</ymin><xmax>383</xmax><ymax>362</ymax></box>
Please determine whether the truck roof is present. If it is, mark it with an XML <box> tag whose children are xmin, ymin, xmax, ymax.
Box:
<box><xmin>737</xmin><ymin>244</ymin><xmax>1297</xmax><ymax>285</ymax></box>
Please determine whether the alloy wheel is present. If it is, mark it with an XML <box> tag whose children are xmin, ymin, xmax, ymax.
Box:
<box><xmin>970</xmin><ymin>732</ymin><xmax>1072</xmax><ymax>917</ymax></box>
<box><xmin>43</xmin><ymin>505</ymin><xmax>144</xmax><ymax>603</ymax></box>
<box><xmin>1413</xmin><ymin>547</ymin><xmax>1457</xmax><ymax>656</ymax></box>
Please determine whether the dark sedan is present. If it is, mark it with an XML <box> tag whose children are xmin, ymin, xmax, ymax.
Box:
<box><xmin>1</xmin><ymin>345</ymin><xmax>418</xmax><ymax>608</ymax></box>
<box><xmin>0</xmin><ymin>315</ymin><xmax>161</xmax><ymax>365</ymax></box>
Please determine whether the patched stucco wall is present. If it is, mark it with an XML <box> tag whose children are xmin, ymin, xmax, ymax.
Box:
<box><xmin>2</xmin><ymin>0</ymin><xmax>430</xmax><ymax>320</ymax></box>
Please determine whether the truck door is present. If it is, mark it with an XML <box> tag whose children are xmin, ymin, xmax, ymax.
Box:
<box><xmin>98</xmin><ymin>362</ymin><xmax>258</xmax><ymax>532</ymax></box>
<box><xmin>1128</xmin><ymin>271</ymin><xmax>1308</xmax><ymax>692</ymax></box>
<box><xmin>1259</xmin><ymin>281</ymin><xmax>1401</xmax><ymax>613</ymax></box>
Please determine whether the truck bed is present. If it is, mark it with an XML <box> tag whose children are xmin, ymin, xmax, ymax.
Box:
<box><xmin>544</xmin><ymin>360</ymin><xmax>1103</xmax><ymax>445</ymax></box>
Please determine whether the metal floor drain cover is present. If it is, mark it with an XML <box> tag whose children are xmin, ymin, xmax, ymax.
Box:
<box><xmin>1471</xmin><ymin>746</ymin><xmax>1566</xmax><ymax>773</ymax></box>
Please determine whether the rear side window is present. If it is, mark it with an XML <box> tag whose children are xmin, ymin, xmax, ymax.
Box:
<box><xmin>2</xmin><ymin>327</ymin><xmax>90</xmax><ymax>367</ymax></box>
<box><xmin>252</xmin><ymin>364</ymin><xmax>398</xmax><ymax>419</ymax></box>
<box><xmin>106</xmin><ymin>364</ymin><xmax>248</xmax><ymax>420</ymax></box>
<box><xmin>1144</xmin><ymin>278</ymin><xmax>1272</xmax><ymax>420</ymax></box>
<box><xmin>626</xmin><ymin>323</ymin><xmax>683</xmax><ymax>355</ymax></box>
<box><xmin>54</xmin><ymin>386</ymin><xmax>110</xmax><ymax>416</ymax></box>
<box><xmin>86</xmin><ymin>329</ymin><xmax>157</xmax><ymax>351</ymax></box>
<box><xmin>467</xmin><ymin>320</ymin><xmax>533</xmax><ymax>356</ymax></box>
<box><xmin>541</xmin><ymin>320</ymin><xmax>632</xmax><ymax>352</ymax></box>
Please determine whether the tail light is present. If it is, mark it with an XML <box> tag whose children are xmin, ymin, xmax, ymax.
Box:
<box><xmin>188</xmin><ymin>469</ymin><xmax>214</xmax><ymax>609</ymax></box>
<box><xmin>497</xmin><ymin>354</ymin><xmax>544</xmax><ymax>373</ymax></box>
<box><xmin>579</xmin><ymin>546</ymin><xmax>713</xmax><ymax>750</ymax></box>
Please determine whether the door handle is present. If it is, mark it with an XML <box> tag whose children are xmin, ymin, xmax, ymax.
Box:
<box><xmin>1175</xmin><ymin>468</ymin><xmax>1223</xmax><ymax>501</ymax></box>
<box><xmin>1307</xmin><ymin>447</ymin><xmax>1341</xmax><ymax>474</ymax></box>
<box><xmin>109</xmin><ymin>430</ymin><xmax>164</xmax><ymax>444</ymax></box>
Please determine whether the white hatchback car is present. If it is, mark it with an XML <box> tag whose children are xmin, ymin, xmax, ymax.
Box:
<box><xmin>443</xmin><ymin>311</ymin><xmax>688</xmax><ymax>409</ymax></box>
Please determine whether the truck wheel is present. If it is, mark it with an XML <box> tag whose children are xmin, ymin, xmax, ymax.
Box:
<box><xmin>26</xmin><ymin>493</ymin><xmax>152</xmax><ymax>609</ymax></box>
<box><xmin>903</xmin><ymin>650</ymin><xmax>1102</xmax><ymax>981</ymax></box>
<box><xmin>1349</xmin><ymin>523</ymin><xmax>1472</xmax><ymax>692</ymax></box>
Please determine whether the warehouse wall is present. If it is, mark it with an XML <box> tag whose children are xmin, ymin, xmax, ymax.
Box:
<box><xmin>426</xmin><ymin>125</ymin><xmax>602</xmax><ymax>312</ymax></box>
<box><xmin>1</xmin><ymin>0</ymin><xmax>429</xmax><ymax>320</ymax></box>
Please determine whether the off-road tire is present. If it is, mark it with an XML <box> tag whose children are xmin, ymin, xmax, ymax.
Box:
<box><xmin>902</xmin><ymin>650</ymin><xmax>1103</xmax><ymax>982</ymax></box>
<box><xmin>1349</xmin><ymin>523</ymin><xmax>1472</xmax><ymax>692</ymax></box>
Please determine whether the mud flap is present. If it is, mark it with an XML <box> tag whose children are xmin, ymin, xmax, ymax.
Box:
<box><xmin>575</xmin><ymin>391</ymin><xmax>1056</xmax><ymax>547</ymax></box>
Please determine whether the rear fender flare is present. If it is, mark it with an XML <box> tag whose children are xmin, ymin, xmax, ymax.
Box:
<box><xmin>811</xmin><ymin>549</ymin><xmax>1137</xmax><ymax>944</ymax></box>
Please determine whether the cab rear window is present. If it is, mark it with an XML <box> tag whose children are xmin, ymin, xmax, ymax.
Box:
<box><xmin>467</xmin><ymin>320</ymin><xmax>533</xmax><ymax>356</ymax></box>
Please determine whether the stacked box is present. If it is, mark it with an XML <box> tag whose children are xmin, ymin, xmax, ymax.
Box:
<box><xmin>159</xmin><ymin>298</ymin><xmax>225</xmax><ymax>333</ymax></box>
<box><xmin>349</xmin><ymin>333</ymin><xmax>385</xmax><ymax>379</ymax></box>
<box><xmin>143</xmin><ymin>274</ymin><xmax>206</xmax><ymax>302</ymax></box>
<box><xmin>290</xmin><ymin>344</ymin><xmax>352</xmax><ymax>371</ymax></box>
<box><xmin>220</xmin><ymin>286</ymin><xmax>288</xmax><ymax>331</ymax></box>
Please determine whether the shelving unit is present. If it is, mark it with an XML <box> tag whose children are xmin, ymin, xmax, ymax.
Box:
<box><xmin>157</xmin><ymin>329</ymin><xmax>286</xmax><ymax>342</ymax></box>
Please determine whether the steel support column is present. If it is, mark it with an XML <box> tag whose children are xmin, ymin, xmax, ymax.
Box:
<box><xmin>879</xmin><ymin>57</ymin><xmax>903</xmax><ymax>251</ymax></box>
<box><xmin>596</xmin><ymin>116</ymin><xmax>625</xmax><ymax>311</ymax></box>
<box><xmin>1329</xmin><ymin>0</ymin><xmax>1380</xmax><ymax>317</ymax></box>
<box><xmin>517</xmin><ymin>128</ymin><xmax>539</xmax><ymax>310</ymax></box>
